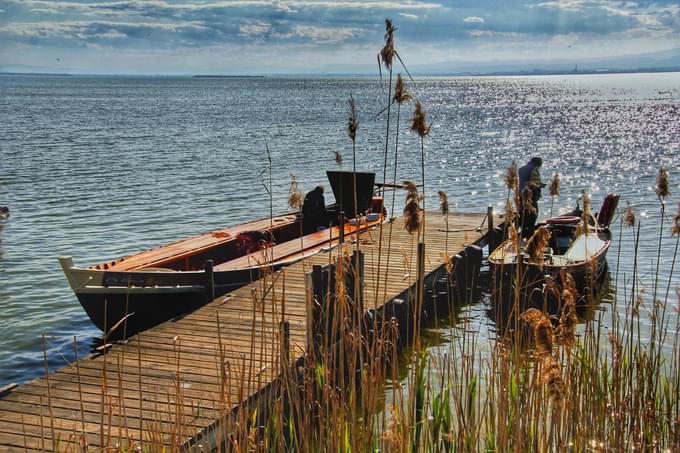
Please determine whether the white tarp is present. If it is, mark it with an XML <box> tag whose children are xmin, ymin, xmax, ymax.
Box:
<box><xmin>564</xmin><ymin>233</ymin><xmax>606</xmax><ymax>262</ymax></box>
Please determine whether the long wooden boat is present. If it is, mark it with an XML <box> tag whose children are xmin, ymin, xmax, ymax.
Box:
<box><xmin>489</xmin><ymin>193</ymin><xmax>619</xmax><ymax>313</ymax></box>
<box><xmin>60</xmin><ymin>170</ymin><xmax>385</xmax><ymax>338</ymax></box>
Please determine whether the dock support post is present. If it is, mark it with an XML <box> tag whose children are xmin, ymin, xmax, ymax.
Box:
<box><xmin>415</xmin><ymin>242</ymin><xmax>425</xmax><ymax>338</ymax></box>
<box><xmin>487</xmin><ymin>205</ymin><xmax>494</xmax><ymax>234</ymax></box>
<box><xmin>339</xmin><ymin>211</ymin><xmax>345</xmax><ymax>244</ymax></box>
<box><xmin>279</xmin><ymin>321</ymin><xmax>290</xmax><ymax>373</ymax></box>
<box><xmin>204</xmin><ymin>260</ymin><xmax>215</xmax><ymax>302</ymax></box>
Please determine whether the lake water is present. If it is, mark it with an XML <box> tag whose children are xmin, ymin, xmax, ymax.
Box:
<box><xmin>0</xmin><ymin>72</ymin><xmax>678</xmax><ymax>388</ymax></box>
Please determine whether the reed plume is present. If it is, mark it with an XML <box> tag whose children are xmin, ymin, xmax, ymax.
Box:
<box><xmin>624</xmin><ymin>202</ymin><xmax>636</xmax><ymax>228</ymax></box>
<box><xmin>672</xmin><ymin>203</ymin><xmax>680</xmax><ymax>236</ymax></box>
<box><xmin>410</xmin><ymin>102</ymin><xmax>430</xmax><ymax>138</ymax></box>
<box><xmin>504</xmin><ymin>199</ymin><xmax>516</xmax><ymax>225</ymax></box>
<box><xmin>334</xmin><ymin>150</ymin><xmax>342</xmax><ymax>164</ymax></box>
<box><xmin>558</xmin><ymin>284</ymin><xmax>577</xmax><ymax>348</ymax></box>
<box><xmin>548</xmin><ymin>173</ymin><xmax>560</xmax><ymax>216</ymax></box>
<box><xmin>525</xmin><ymin>226</ymin><xmax>551</xmax><ymax>267</ymax></box>
<box><xmin>655</xmin><ymin>167</ymin><xmax>670</xmax><ymax>200</ymax></box>
<box><xmin>438</xmin><ymin>191</ymin><xmax>449</xmax><ymax>216</ymax></box>
<box><xmin>288</xmin><ymin>173</ymin><xmax>302</xmax><ymax>210</ymax></box>
<box><xmin>522</xmin><ymin>187</ymin><xmax>536</xmax><ymax>215</ymax></box>
<box><xmin>379</xmin><ymin>19</ymin><xmax>396</xmax><ymax>72</ymax></box>
<box><xmin>403</xmin><ymin>180</ymin><xmax>421</xmax><ymax>235</ymax></box>
<box><xmin>347</xmin><ymin>95</ymin><xmax>359</xmax><ymax>143</ymax></box>
<box><xmin>393</xmin><ymin>73</ymin><xmax>412</xmax><ymax>105</ymax></box>
<box><xmin>504</xmin><ymin>162</ymin><xmax>519</xmax><ymax>192</ymax></box>
<box><xmin>549</xmin><ymin>173</ymin><xmax>560</xmax><ymax>197</ymax></box>
<box><xmin>581</xmin><ymin>191</ymin><xmax>591</xmax><ymax>235</ymax></box>
<box><xmin>541</xmin><ymin>356</ymin><xmax>565</xmax><ymax>404</ymax></box>
<box><xmin>521</xmin><ymin>308</ymin><xmax>554</xmax><ymax>359</ymax></box>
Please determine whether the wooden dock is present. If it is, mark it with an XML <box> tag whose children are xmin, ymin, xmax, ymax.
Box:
<box><xmin>0</xmin><ymin>211</ymin><xmax>497</xmax><ymax>451</ymax></box>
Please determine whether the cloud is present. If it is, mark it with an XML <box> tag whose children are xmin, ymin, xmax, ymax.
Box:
<box><xmin>0</xmin><ymin>0</ymin><xmax>677</xmax><ymax>73</ymax></box>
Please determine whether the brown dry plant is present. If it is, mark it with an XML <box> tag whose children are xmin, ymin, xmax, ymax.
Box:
<box><xmin>549</xmin><ymin>173</ymin><xmax>560</xmax><ymax>197</ymax></box>
<box><xmin>624</xmin><ymin>202</ymin><xmax>636</xmax><ymax>228</ymax></box>
<box><xmin>656</xmin><ymin>166</ymin><xmax>670</xmax><ymax>200</ymax></box>
<box><xmin>410</xmin><ymin>101</ymin><xmax>430</xmax><ymax>138</ymax></box>
<box><xmin>393</xmin><ymin>73</ymin><xmax>412</xmax><ymax>105</ymax></box>
<box><xmin>438</xmin><ymin>191</ymin><xmax>449</xmax><ymax>216</ymax></box>
<box><xmin>288</xmin><ymin>173</ymin><xmax>303</xmax><ymax>210</ymax></box>
<box><xmin>526</xmin><ymin>226</ymin><xmax>551</xmax><ymax>268</ymax></box>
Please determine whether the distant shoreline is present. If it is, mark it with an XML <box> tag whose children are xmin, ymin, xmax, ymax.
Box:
<box><xmin>1</xmin><ymin>67</ymin><xmax>679</xmax><ymax>78</ymax></box>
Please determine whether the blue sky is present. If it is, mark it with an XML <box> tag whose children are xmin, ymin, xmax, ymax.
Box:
<box><xmin>0</xmin><ymin>0</ymin><xmax>678</xmax><ymax>74</ymax></box>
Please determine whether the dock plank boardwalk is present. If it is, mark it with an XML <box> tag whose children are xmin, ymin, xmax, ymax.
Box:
<box><xmin>0</xmin><ymin>212</ymin><xmax>493</xmax><ymax>451</ymax></box>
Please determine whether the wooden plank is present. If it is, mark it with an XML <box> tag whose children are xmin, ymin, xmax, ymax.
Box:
<box><xmin>0</xmin><ymin>212</ymin><xmax>493</xmax><ymax>450</ymax></box>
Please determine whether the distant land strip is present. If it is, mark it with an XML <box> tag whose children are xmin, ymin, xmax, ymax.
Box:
<box><xmin>193</xmin><ymin>75</ymin><xmax>266</xmax><ymax>78</ymax></box>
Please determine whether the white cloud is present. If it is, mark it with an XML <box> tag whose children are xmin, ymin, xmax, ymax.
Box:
<box><xmin>239</xmin><ymin>22</ymin><xmax>271</xmax><ymax>37</ymax></box>
<box><xmin>399</xmin><ymin>13</ymin><xmax>418</xmax><ymax>20</ymax></box>
<box><xmin>292</xmin><ymin>25</ymin><xmax>358</xmax><ymax>43</ymax></box>
<box><xmin>463</xmin><ymin>16</ymin><xmax>484</xmax><ymax>23</ymax></box>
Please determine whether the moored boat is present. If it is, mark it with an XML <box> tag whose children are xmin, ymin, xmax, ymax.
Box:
<box><xmin>60</xmin><ymin>170</ymin><xmax>385</xmax><ymax>338</ymax></box>
<box><xmin>489</xmin><ymin>193</ymin><xmax>619</xmax><ymax>313</ymax></box>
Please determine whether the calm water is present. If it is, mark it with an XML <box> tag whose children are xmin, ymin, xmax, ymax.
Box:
<box><xmin>0</xmin><ymin>73</ymin><xmax>678</xmax><ymax>388</ymax></box>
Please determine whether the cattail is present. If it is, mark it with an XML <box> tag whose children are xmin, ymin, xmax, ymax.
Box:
<box><xmin>334</xmin><ymin>150</ymin><xmax>342</xmax><ymax>164</ymax></box>
<box><xmin>288</xmin><ymin>173</ymin><xmax>302</xmax><ymax>210</ymax></box>
<box><xmin>549</xmin><ymin>173</ymin><xmax>560</xmax><ymax>197</ymax></box>
<box><xmin>521</xmin><ymin>308</ymin><xmax>554</xmax><ymax>358</ymax></box>
<box><xmin>347</xmin><ymin>95</ymin><xmax>359</xmax><ymax>142</ymax></box>
<box><xmin>525</xmin><ymin>226</ymin><xmax>551</xmax><ymax>268</ymax></box>
<box><xmin>410</xmin><ymin>101</ymin><xmax>430</xmax><ymax>138</ymax></box>
<box><xmin>522</xmin><ymin>187</ymin><xmax>537</xmax><ymax>215</ymax></box>
<box><xmin>403</xmin><ymin>180</ymin><xmax>421</xmax><ymax>234</ymax></box>
<box><xmin>438</xmin><ymin>191</ymin><xmax>449</xmax><ymax>216</ymax></box>
<box><xmin>655</xmin><ymin>167</ymin><xmax>670</xmax><ymax>200</ymax></box>
<box><xmin>624</xmin><ymin>202</ymin><xmax>636</xmax><ymax>227</ymax></box>
<box><xmin>541</xmin><ymin>356</ymin><xmax>565</xmax><ymax>404</ymax></box>
<box><xmin>393</xmin><ymin>73</ymin><xmax>412</xmax><ymax>105</ymax></box>
<box><xmin>504</xmin><ymin>162</ymin><xmax>518</xmax><ymax>191</ymax></box>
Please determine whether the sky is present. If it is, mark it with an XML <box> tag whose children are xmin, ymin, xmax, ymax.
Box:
<box><xmin>0</xmin><ymin>0</ymin><xmax>679</xmax><ymax>74</ymax></box>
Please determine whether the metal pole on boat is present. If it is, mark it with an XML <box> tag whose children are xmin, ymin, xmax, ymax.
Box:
<box><xmin>204</xmin><ymin>260</ymin><xmax>215</xmax><ymax>302</ymax></box>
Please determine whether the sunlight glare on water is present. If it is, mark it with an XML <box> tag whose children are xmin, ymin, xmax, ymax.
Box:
<box><xmin>0</xmin><ymin>72</ymin><xmax>678</xmax><ymax>387</ymax></box>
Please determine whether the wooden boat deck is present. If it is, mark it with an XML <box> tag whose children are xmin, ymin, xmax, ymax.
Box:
<box><xmin>0</xmin><ymin>211</ymin><xmax>492</xmax><ymax>451</ymax></box>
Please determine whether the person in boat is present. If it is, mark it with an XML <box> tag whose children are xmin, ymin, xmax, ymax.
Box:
<box><xmin>302</xmin><ymin>185</ymin><xmax>330</xmax><ymax>234</ymax></box>
<box><xmin>518</xmin><ymin>157</ymin><xmax>546</xmax><ymax>238</ymax></box>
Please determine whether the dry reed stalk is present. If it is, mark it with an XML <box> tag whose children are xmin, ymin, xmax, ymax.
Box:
<box><xmin>548</xmin><ymin>173</ymin><xmax>560</xmax><ymax>197</ymax></box>
<box><xmin>541</xmin><ymin>356</ymin><xmax>565</xmax><ymax>404</ymax></box>
<box><xmin>525</xmin><ymin>226</ymin><xmax>551</xmax><ymax>268</ymax></box>
<box><xmin>403</xmin><ymin>180</ymin><xmax>421</xmax><ymax>235</ymax></box>
<box><xmin>504</xmin><ymin>162</ymin><xmax>518</xmax><ymax>192</ymax></box>
<box><xmin>521</xmin><ymin>308</ymin><xmax>555</xmax><ymax>359</ymax></box>
<box><xmin>656</xmin><ymin>166</ymin><xmax>670</xmax><ymax>200</ymax></box>
<box><xmin>288</xmin><ymin>173</ymin><xmax>302</xmax><ymax>210</ymax></box>
<box><xmin>624</xmin><ymin>202</ymin><xmax>636</xmax><ymax>227</ymax></box>
<box><xmin>522</xmin><ymin>187</ymin><xmax>536</xmax><ymax>216</ymax></box>
<box><xmin>558</xmin><ymin>284</ymin><xmax>577</xmax><ymax>348</ymax></box>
